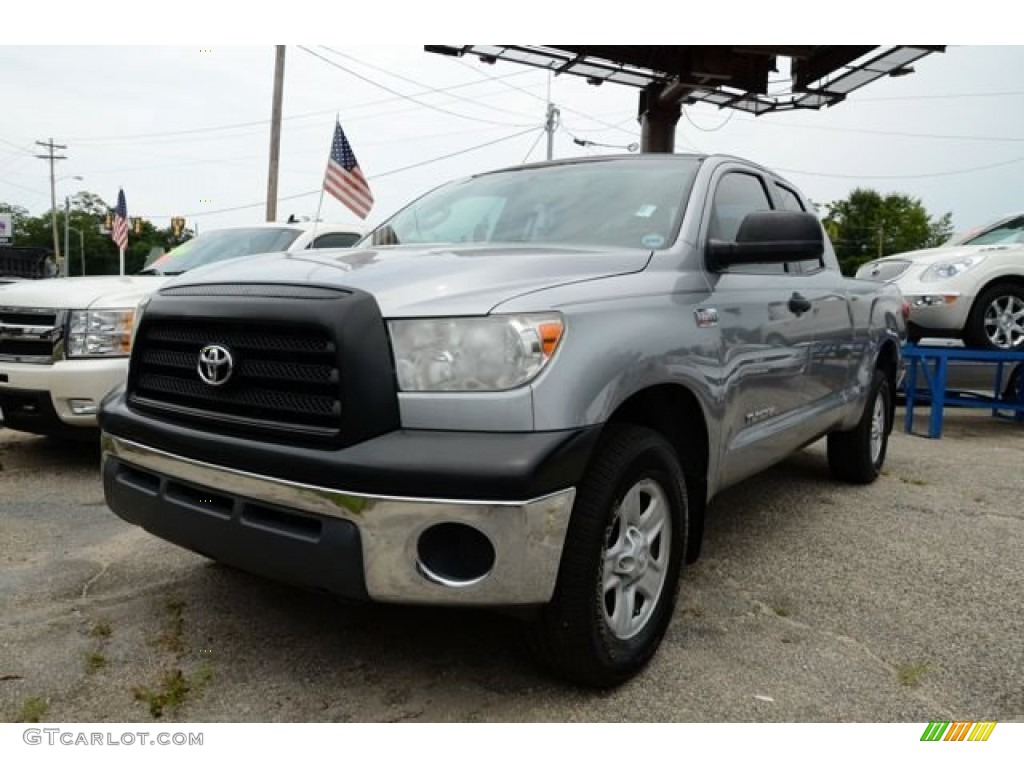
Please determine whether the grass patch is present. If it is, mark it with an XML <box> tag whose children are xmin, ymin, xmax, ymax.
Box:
<box><xmin>18</xmin><ymin>696</ymin><xmax>49</xmax><ymax>723</ymax></box>
<box><xmin>897</xmin><ymin>661</ymin><xmax>932</xmax><ymax>687</ymax></box>
<box><xmin>154</xmin><ymin>599</ymin><xmax>186</xmax><ymax>654</ymax></box>
<box><xmin>89</xmin><ymin>621</ymin><xmax>112</xmax><ymax>639</ymax></box>
<box><xmin>773</xmin><ymin>606</ymin><xmax>792</xmax><ymax>618</ymax></box>
<box><xmin>132</xmin><ymin>664</ymin><xmax>214</xmax><ymax>719</ymax></box>
<box><xmin>84</xmin><ymin>651</ymin><xmax>108</xmax><ymax>675</ymax></box>
<box><xmin>899</xmin><ymin>476</ymin><xmax>928</xmax><ymax>486</ymax></box>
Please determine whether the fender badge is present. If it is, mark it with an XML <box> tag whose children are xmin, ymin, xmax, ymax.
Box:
<box><xmin>695</xmin><ymin>308</ymin><xmax>719</xmax><ymax>328</ymax></box>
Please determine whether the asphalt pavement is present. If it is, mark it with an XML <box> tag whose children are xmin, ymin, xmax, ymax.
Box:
<box><xmin>1</xmin><ymin>408</ymin><xmax>1022</xmax><ymax>722</ymax></box>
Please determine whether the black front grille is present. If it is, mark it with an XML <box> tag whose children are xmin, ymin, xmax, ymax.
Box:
<box><xmin>0</xmin><ymin>310</ymin><xmax>58</xmax><ymax>325</ymax></box>
<box><xmin>129</xmin><ymin>319</ymin><xmax>342</xmax><ymax>440</ymax></box>
<box><xmin>0</xmin><ymin>339</ymin><xmax>53</xmax><ymax>359</ymax></box>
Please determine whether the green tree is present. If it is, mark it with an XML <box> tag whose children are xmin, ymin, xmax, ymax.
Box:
<box><xmin>1</xmin><ymin>193</ymin><xmax>194</xmax><ymax>276</ymax></box>
<box><xmin>822</xmin><ymin>188</ymin><xmax>953</xmax><ymax>275</ymax></box>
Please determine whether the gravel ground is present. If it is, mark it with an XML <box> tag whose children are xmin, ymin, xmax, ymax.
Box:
<box><xmin>1</xmin><ymin>408</ymin><xmax>1022</xmax><ymax>723</ymax></box>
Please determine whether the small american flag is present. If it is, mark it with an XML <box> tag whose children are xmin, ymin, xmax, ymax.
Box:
<box><xmin>324</xmin><ymin>122</ymin><xmax>373</xmax><ymax>220</ymax></box>
<box><xmin>111</xmin><ymin>189</ymin><xmax>128</xmax><ymax>251</ymax></box>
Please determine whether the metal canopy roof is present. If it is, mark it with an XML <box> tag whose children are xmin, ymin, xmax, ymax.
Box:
<box><xmin>425</xmin><ymin>45</ymin><xmax>945</xmax><ymax>114</ymax></box>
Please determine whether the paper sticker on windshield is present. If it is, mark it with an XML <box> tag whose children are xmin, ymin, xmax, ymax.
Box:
<box><xmin>635</xmin><ymin>204</ymin><xmax>658</xmax><ymax>218</ymax></box>
<box><xmin>641</xmin><ymin>234</ymin><xmax>665</xmax><ymax>249</ymax></box>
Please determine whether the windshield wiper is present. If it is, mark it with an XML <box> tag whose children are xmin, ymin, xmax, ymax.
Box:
<box><xmin>137</xmin><ymin>267</ymin><xmax>163</xmax><ymax>276</ymax></box>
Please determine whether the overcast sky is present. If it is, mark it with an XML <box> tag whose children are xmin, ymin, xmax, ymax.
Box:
<box><xmin>1</xmin><ymin>44</ymin><xmax>1021</xmax><ymax>235</ymax></box>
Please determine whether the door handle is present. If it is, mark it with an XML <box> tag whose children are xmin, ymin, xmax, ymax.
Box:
<box><xmin>788</xmin><ymin>292</ymin><xmax>812</xmax><ymax>316</ymax></box>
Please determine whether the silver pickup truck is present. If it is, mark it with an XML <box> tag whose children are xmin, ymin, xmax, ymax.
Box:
<box><xmin>100</xmin><ymin>154</ymin><xmax>906</xmax><ymax>687</ymax></box>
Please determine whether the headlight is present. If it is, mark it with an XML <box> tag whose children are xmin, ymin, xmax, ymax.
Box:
<box><xmin>67</xmin><ymin>309</ymin><xmax>135</xmax><ymax>358</ymax></box>
<box><xmin>388</xmin><ymin>314</ymin><xmax>564</xmax><ymax>391</ymax></box>
<box><xmin>920</xmin><ymin>255</ymin><xmax>986</xmax><ymax>282</ymax></box>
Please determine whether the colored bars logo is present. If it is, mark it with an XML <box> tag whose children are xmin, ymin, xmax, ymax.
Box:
<box><xmin>921</xmin><ymin>721</ymin><xmax>997</xmax><ymax>741</ymax></box>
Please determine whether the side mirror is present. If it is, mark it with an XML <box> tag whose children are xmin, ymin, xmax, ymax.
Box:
<box><xmin>707</xmin><ymin>210</ymin><xmax>824</xmax><ymax>271</ymax></box>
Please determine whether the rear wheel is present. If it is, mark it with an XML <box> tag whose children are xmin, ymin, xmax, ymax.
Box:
<box><xmin>964</xmin><ymin>282</ymin><xmax>1024</xmax><ymax>351</ymax></box>
<box><xmin>527</xmin><ymin>424</ymin><xmax>688</xmax><ymax>688</ymax></box>
<box><xmin>828</xmin><ymin>369</ymin><xmax>892</xmax><ymax>484</ymax></box>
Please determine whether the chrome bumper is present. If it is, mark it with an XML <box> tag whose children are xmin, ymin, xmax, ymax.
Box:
<box><xmin>102</xmin><ymin>434</ymin><xmax>576</xmax><ymax>605</ymax></box>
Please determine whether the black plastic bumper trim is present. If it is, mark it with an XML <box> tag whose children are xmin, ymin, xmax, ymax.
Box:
<box><xmin>100</xmin><ymin>392</ymin><xmax>602</xmax><ymax>501</ymax></box>
<box><xmin>104</xmin><ymin>456</ymin><xmax>368</xmax><ymax>600</ymax></box>
<box><xmin>0</xmin><ymin>386</ymin><xmax>95</xmax><ymax>440</ymax></box>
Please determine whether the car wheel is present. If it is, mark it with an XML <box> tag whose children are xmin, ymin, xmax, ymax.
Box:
<box><xmin>964</xmin><ymin>282</ymin><xmax>1024</xmax><ymax>351</ymax></box>
<box><xmin>527</xmin><ymin>424</ymin><xmax>688</xmax><ymax>688</ymax></box>
<box><xmin>827</xmin><ymin>369</ymin><xmax>892</xmax><ymax>484</ymax></box>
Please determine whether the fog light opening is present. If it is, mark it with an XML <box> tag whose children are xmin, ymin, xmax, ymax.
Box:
<box><xmin>416</xmin><ymin>522</ymin><xmax>496</xmax><ymax>588</ymax></box>
<box><xmin>69</xmin><ymin>398</ymin><xmax>98</xmax><ymax>415</ymax></box>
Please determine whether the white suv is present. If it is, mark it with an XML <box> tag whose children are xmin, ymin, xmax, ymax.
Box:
<box><xmin>0</xmin><ymin>223</ymin><xmax>364</xmax><ymax>438</ymax></box>
<box><xmin>856</xmin><ymin>213</ymin><xmax>1024</xmax><ymax>350</ymax></box>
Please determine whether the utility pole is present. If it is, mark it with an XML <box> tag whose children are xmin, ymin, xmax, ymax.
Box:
<box><xmin>545</xmin><ymin>102</ymin><xmax>560</xmax><ymax>161</ymax></box>
<box><xmin>878</xmin><ymin>222</ymin><xmax>884</xmax><ymax>258</ymax></box>
<box><xmin>35</xmin><ymin>138</ymin><xmax>67</xmax><ymax>269</ymax></box>
<box><xmin>64</xmin><ymin>196</ymin><xmax>70</xmax><ymax>275</ymax></box>
<box><xmin>266</xmin><ymin>45</ymin><xmax>286</xmax><ymax>222</ymax></box>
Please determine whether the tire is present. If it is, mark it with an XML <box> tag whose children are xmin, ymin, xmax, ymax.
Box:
<box><xmin>1003</xmin><ymin>363</ymin><xmax>1024</xmax><ymax>402</ymax></box>
<box><xmin>827</xmin><ymin>369</ymin><xmax>892</xmax><ymax>484</ymax></box>
<box><xmin>527</xmin><ymin>424</ymin><xmax>688</xmax><ymax>688</ymax></box>
<box><xmin>963</xmin><ymin>282</ymin><xmax>1024</xmax><ymax>351</ymax></box>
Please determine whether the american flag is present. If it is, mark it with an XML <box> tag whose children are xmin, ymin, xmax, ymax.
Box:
<box><xmin>111</xmin><ymin>189</ymin><xmax>128</xmax><ymax>251</ymax></box>
<box><xmin>324</xmin><ymin>122</ymin><xmax>373</xmax><ymax>220</ymax></box>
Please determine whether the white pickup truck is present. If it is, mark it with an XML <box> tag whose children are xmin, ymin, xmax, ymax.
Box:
<box><xmin>0</xmin><ymin>223</ymin><xmax>363</xmax><ymax>438</ymax></box>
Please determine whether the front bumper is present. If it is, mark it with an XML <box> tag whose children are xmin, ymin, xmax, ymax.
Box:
<box><xmin>102</xmin><ymin>433</ymin><xmax>579</xmax><ymax>606</ymax></box>
<box><xmin>901</xmin><ymin>290</ymin><xmax>970</xmax><ymax>331</ymax></box>
<box><xmin>0</xmin><ymin>357</ymin><xmax>128</xmax><ymax>430</ymax></box>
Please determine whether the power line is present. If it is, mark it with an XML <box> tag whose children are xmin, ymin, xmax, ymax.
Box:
<box><xmin>521</xmin><ymin>128</ymin><xmax>547</xmax><ymax>163</ymax></box>
<box><xmin>682</xmin><ymin>105</ymin><xmax>735</xmax><ymax>133</ymax></box>
<box><xmin>775</xmin><ymin>155</ymin><xmax>1024</xmax><ymax>180</ymax></box>
<box><xmin>739</xmin><ymin>114</ymin><xmax>1024</xmax><ymax>143</ymax></box>
<box><xmin>297</xmin><ymin>46</ymin><xmax>536</xmax><ymax>128</ymax></box>
<box><xmin>320</xmin><ymin>46</ymin><xmax>540</xmax><ymax>122</ymax></box>
<box><xmin>163</xmin><ymin>126</ymin><xmax>538</xmax><ymax>219</ymax></box>
<box><xmin>0</xmin><ymin>176</ymin><xmax>44</xmax><ymax>195</ymax></box>
<box><xmin>853</xmin><ymin>90</ymin><xmax>1024</xmax><ymax>102</ymax></box>
<box><xmin>452</xmin><ymin>56</ymin><xmax>643</xmax><ymax>141</ymax></box>
<box><xmin>66</xmin><ymin>70</ymin><xmax>543</xmax><ymax>145</ymax></box>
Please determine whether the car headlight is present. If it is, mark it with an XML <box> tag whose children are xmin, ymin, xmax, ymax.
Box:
<box><xmin>67</xmin><ymin>309</ymin><xmax>135</xmax><ymax>358</ymax></box>
<box><xmin>388</xmin><ymin>314</ymin><xmax>564</xmax><ymax>391</ymax></box>
<box><xmin>920</xmin><ymin>255</ymin><xmax>986</xmax><ymax>282</ymax></box>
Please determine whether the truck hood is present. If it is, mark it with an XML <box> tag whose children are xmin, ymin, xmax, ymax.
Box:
<box><xmin>0</xmin><ymin>275</ymin><xmax>167</xmax><ymax>310</ymax></box>
<box><xmin>167</xmin><ymin>244</ymin><xmax>652</xmax><ymax>316</ymax></box>
<box><xmin>872</xmin><ymin>242</ymin><xmax>1020</xmax><ymax>266</ymax></box>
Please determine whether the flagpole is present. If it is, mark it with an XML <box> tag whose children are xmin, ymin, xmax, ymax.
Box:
<box><xmin>119</xmin><ymin>247</ymin><xmax>125</xmax><ymax>276</ymax></box>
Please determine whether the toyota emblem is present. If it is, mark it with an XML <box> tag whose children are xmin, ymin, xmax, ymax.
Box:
<box><xmin>197</xmin><ymin>344</ymin><xmax>234</xmax><ymax>387</ymax></box>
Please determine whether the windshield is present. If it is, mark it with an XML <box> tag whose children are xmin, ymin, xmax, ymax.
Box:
<box><xmin>365</xmin><ymin>159</ymin><xmax>700</xmax><ymax>251</ymax></box>
<box><xmin>946</xmin><ymin>215</ymin><xmax>1024</xmax><ymax>247</ymax></box>
<box><xmin>141</xmin><ymin>227</ymin><xmax>302</xmax><ymax>275</ymax></box>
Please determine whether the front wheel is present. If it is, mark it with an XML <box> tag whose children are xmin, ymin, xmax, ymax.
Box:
<box><xmin>527</xmin><ymin>424</ymin><xmax>688</xmax><ymax>688</ymax></box>
<box><xmin>964</xmin><ymin>283</ymin><xmax>1024</xmax><ymax>351</ymax></box>
<box><xmin>827</xmin><ymin>369</ymin><xmax>892</xmax><ymax>484</ymax></box>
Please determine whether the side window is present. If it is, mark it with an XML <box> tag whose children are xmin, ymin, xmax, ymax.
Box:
<box><xmin>774</xmin><ymin>183</ymin><xmax>824</xmax><ymax>274</ymax></box>
<box><xmin>774</xmin><ymin>183</ymin><xmax>805</xmax><ymax>213</ymax></box>
<box><xmin>709</xmin><ymin>172</ymin><xmax>783</xmax><ymax>274</ymax></box>
<box><xmin>310</xmin><ymin>232</ymin><xmax>362</xmax><ymax>249</ymax></box>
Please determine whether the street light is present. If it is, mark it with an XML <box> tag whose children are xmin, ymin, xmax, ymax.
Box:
<box><xmin>60</xmin><ymin>176</ymin><xmax>85</xmax><ymax>278</ymax></box>
<box><xmin>67</xmin><ymin>226</ymin><xmax>85</xmax><ymax>276</ymax></box>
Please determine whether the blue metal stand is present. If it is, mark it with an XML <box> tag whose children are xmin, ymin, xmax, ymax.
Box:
<box><xmin>902</xmin><ymin>344</ymin><xmax>1024</xmax><ymax>438</ymax></box>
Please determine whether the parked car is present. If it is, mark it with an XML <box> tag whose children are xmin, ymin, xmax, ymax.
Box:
<box><xmin>100</xmin><ymin>154</ymin><xmax>905</xmax><ymax>687</ymax></box>
<box><xmin>856</xmin><ymin>212</ymin><xmax>1024</xmax><ymax>350</ymax></box>
<box><xmin>0</xmin><ymin>222</ymin><xmax>365</xmax><ymax>438</ymax></box>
